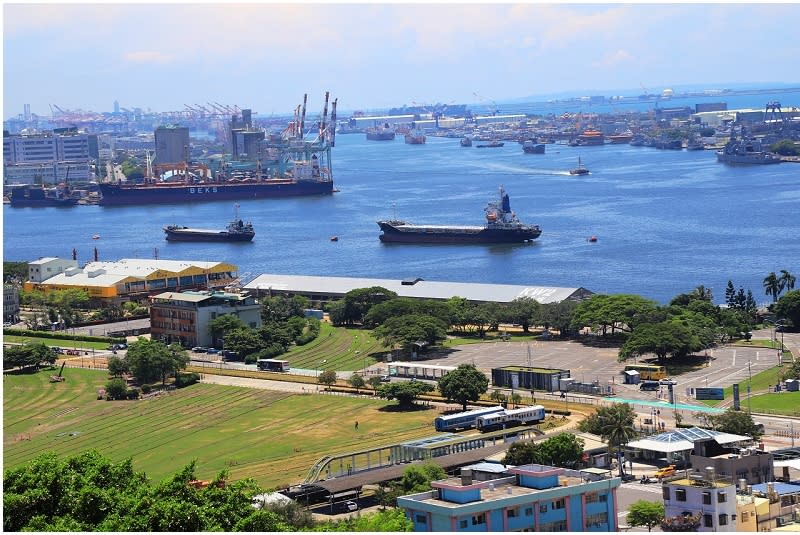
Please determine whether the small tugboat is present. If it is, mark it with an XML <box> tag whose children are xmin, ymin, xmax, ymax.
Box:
<box><xmin>164</xmin><ymin>205</ymin><xmax>255</xmax><ymax>242</ymax></box>
<box><xmin>569</xmin><ymin>156</ymin><xmax>589</xmax><ymax>175</ymax></box>
<box><xmin>377</xmin><ymin>186</ymin><xmax>541</xmax><ymax>244</ymax></box>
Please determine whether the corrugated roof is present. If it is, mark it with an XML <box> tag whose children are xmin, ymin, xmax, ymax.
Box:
<box><xmin>245</xmin><ymin>274</ymin><xmax>592</xmax><ymax>304</ymax></box>
<box><xmin>627</xmin><ymin>427</ymin><xmax>752</xmax><ymax>453</ymax></box>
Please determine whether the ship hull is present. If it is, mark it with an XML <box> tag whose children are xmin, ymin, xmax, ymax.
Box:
<box><xmin>9</xmin><ymin>198</ymin><xmax>78</xmax><ymax>208</ymax></box>
<box><xmin>716</xmin><ymin>152</ymin><xmax>781</xmax><ymax>165</ymax></box>
<box><xmin>378</xmin><ymin>223</ymin><xmax>541</xmax><ymax>244</ymax></box>
<box><xmin>98</xmin><ymin>180</ymin><xmax>334</xmax><ymax>206</ymax></box>
<box><xmin>366</xmin><ymin>132</ymin><xmax>395</xmax><ymax>141</ymax></box>
<box><xmin>164</xmin><ymin>229</ymin><xmax>255</xmax><ymax>242</ymax></box>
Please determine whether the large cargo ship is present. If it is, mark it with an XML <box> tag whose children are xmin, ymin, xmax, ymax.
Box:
<box><xmin>99</xmin><ymin>92</ymin><xmax>338</xmax><ymax>206</ymax></box>
<box><xmin>9</xmin><ymin>184</ymin><xmax>78</xmax><ymax>208</ymax></box>
<box><xmin>366</xmin><ymin>123</ymin><xmax>396</xmax><ymax>141</ymax></box>
<box><xmin>377</xmin><ymin>187</ymin><xmax>541</xmax><ymax>244</ymax></box>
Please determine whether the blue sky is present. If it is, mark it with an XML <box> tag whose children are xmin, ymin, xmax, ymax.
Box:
<box><xmin>3</xmin><ymin>2</ymin><xmax>800</xmax><ymax>119</ymax></box>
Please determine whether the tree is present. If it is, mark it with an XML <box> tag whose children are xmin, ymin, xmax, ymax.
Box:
<box><xmin>125</xmin><ymin>338</ymin><xmax>188</xmax><ymax>385</ymax></box>
<box><xmin>709</xmin><ymin>408</ymin><xmax>763</xmax><ymax>439</ymax></box>
<box><xmin>3</xmin><ymin>342</ymin><xmax>56</xmax><ymax>371</ymax></box>
<box><xmin>570</xmin><ymin>294</ymin><xmax>658</xmax><ymax>336</ymax></box>
<box><xmin>509</xmin><ymin>392</ymin><xmax>522</xmax><ymax>408</ymax></box>
<box><xmin>437</xmin><ymin>364</ymin><xmax>489</xmax><ymax>411</ymax></box>
<box><xmin>261</xmin><ymin>295</ymin><xmax>308</xmax><ymax>324</ymax></box>
<box><xmin>208</xmin><ymin>314</ymin><xmax>246</xmax><ymax>347</ymax></box>
<box><xmin>367</xmin><ymin>375</ymin><xmax>383</xmax><ymax>391</ymax></box>
<box><xmin>502</xmin><ymin>433</ymin><xmax>585</xmax><ymax>468</ymax></box>
<box><xmin>627</xmin><ymin>500</ymin><xmax>665</xmax><ymax>532</ymax></box>
<box><xmin>373</xmin><ymin>314</ymin><xmax>447</xmax><ymax>352</ymax></box>
<box><xmin>764</xmin><ymin>272</ymin><xmax>781</xmax><ymax>302</ymax></box>
<box><xmin>779</xmin><ymin>270</ymin><xmax>797</xmax><ymax>295</ymax></box>
<box><xmin>597</xmin><ymin>403</ymin><xmax>637</xmax><ymax>478</ymax></box>
<box><xmin>222</xmin><ymin>327</ymin><xmax>264</xmax><ymax>359</ymax></box>
<box><xmin>618</xmin><ymin>321</ymin><xmax>696</xmax><ymax>362</ymax></box>
<box><xmin>725</xmin><ymin>280</ymin><xmax>736</xmax><ymax>308</ymax></box>
<box><xmin>318</xmin><ymin>369</ymin><xmax>337</xmax><ymax>389</ymax></box>
<box><xmin>506</xmin><ymin>297</ymin><xmax>541</xmax><ymax>333</ymax></box>
<box><xmin>376</xmin><ymin>380</ymin><xmax>434</xmax><ymax>408</ymax></box>
<box><xmin>398</xmin><ymin>462</ymin><xmax>446</xmax><ymax>493</ymax></box>
<box><xmin>106</xmin><ymin>377</ymin><xmax>128</xmax><ymax>400</ymax></box>
<box><xmin>348</xmin><ymin>372</ymin><xmax>365</xmax><ymax>393</ymax></box>
<box><xmin>774</xmin><ymin>290</ymin><xmax>800</xmax><ymax>327</ymax></box>
<box><xmin>107</xmin><ymin>355</ymin><xmax>128</xmax><ymax>377</ymax></box>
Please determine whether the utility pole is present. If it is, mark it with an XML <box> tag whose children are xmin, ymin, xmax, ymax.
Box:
<box><xmin>747</xmin><ymin>360</ymin><xmax>753</xmax><ymax>414</ymax></box>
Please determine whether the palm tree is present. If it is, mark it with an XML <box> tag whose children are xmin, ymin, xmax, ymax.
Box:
<box><xmin>779</xmin><ymin>270</ymin><xmax>796</xmax><ymax>296</ymax></box>
<box><xmin>763</xmin><ymin>272</ymin><xmax>781</xmax><ymax>302</ymax></box>
<box><xmin>599</xmin><ymin>403</ymin><xmax>638</xmax><ymax>479</ymax></box>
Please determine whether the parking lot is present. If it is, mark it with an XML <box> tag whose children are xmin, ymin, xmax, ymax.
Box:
<box><xmin>397</xmin><ymin>333</ymin><xmax>784</xmax><ymax>404</ymax></box>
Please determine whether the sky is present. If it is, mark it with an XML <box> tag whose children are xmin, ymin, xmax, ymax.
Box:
<box><xmin>3</xmin><ymin>2</ymin><xmax>800</xmax><ymax>119</ymax></box>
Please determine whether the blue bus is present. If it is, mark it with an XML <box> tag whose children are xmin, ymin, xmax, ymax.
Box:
<box><xmin>434</xmin><ymin>406</ymin><xmax>505</xmax><ymax>432</ymax></box>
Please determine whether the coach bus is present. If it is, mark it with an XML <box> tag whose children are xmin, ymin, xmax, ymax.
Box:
<box><xmin>623</xmin><ymin>364</ymin><xmax>667</xmax><ymax>381</ymax></box>
<box><xmin>434</xmin><ymin>406</ymin><xmax>505</xmax><ymax>432</ymax></box>
<box><xmin>257</xmin><ymin>359</ymin><xmax>291</xmax><ymax>372</ymax></box>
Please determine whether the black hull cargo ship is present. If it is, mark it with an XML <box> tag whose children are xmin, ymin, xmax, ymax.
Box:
<box><xmin>164</xmin><ymin>219</ymin><xmax>255</xmax><ymax>242</ymax></box>
<box><xmin>377</xmin><ymin>187</ymin><xmax>541</xmax><ymax>244</ymax></box>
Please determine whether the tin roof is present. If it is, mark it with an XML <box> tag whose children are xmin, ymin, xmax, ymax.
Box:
<box><xmin>245</xmin><ymin>274</ymin><xmax>592</xmax><ymax>304</ymax></box>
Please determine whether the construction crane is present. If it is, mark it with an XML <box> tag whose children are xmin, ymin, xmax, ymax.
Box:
<box><xmin>472</xmin><ymin>92</ymin><xmax>497</xmax><ymax>116</ymax></box>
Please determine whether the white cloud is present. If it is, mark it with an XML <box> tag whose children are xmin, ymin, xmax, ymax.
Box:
<box><xmin>593</xmin><ymin>49</ymin><xmax>634</xmax><ymax>69</ymax></box>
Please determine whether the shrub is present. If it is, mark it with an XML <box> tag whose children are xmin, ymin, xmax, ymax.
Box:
<box><xmin>175</xmin><ymin>372</ymin><xmax>200</xmax><ymax>388</ymax></box>
<box><xmin>140</xmin><ymin>384</ymin><xmax>152</xmax><ymax>394</ymax></box>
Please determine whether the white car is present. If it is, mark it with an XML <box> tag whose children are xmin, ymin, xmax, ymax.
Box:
<box><xmin>659</xmin><ymin>378</ymin><xmax>678</xmax><ymax>386</ymax></box>
<box><xmin>345</xmin><ymin>500</ymin><xmax>358</xmax><ymax>512</ymax></box>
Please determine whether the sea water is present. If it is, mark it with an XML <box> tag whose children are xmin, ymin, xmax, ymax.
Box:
<box><xmin>3</xmin><ymin>134</ymin><xmax>799</xmax><ymax>305</ymax></box>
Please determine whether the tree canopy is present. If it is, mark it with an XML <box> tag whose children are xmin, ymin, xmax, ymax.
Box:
<box><xmin>437</xmin><ymin>364</ymin><xmax>489</xmax><ymax>411</ymax></box>
<box><xmin>2</xmin><ymin>342</ymin><xmax>55</xmax><ymax>371</ymax></box>
<box><xmin>373</xmin><ymin>314</ymin><xmax>447</xmax><ymax>352</ymax></box>
<box><xmin>626</xmin><ymin>500</ymin><xmax>665</xmax><ymax>532</ymax></box>
<box><xmin>774</xmin><ymin>290</ymin><xmax>800</xmax><ymax>328</ymax></box>
<box><xmin>376</xmin><ymin>380</ymin><xmax>434</xmax><ymax>408</ymax></box>
<box><xmin>125</xmin><ymin>338</ymin><xmax>189</xmax><ymax>385</ymax></box>
<box><xmin>709</xmin><ymin>408</ymin><xmax>763</xmax><ymax>440</ymax></box>
<box><xmin>502</xmin><ymin>433</ymin><xmax>584</xmax><ymax>468</ymax></box>
<box><xmin>570</xmin><ymin>294</ymin><xmax>658</xmax><ymax>336</ymax></box>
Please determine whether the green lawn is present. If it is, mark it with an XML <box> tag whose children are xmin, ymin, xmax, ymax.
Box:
<box><xmin>3</xmin><ymin>334</ymin><xmax>111</xmax><ymax>351</ymax></box>
<box><xmin>3</xmin><ymin>368</ymin><xmax>438</xmax><ymax>489</ymax></box>
<box><xmin>747</xmin><ymin>391</ymin><xmax>800</xmax><ymax>416</ymax></box>
<box><xmin>698</xmin><ymin>366</ymin><xmax>783</xmax><ymax>408</ymax></box>
<box><xmin>283</xmin><ymin>323</ymin><xmax>390</xmax><ymax>371</ymax></box>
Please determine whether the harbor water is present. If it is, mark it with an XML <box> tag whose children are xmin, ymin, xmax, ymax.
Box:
<box><xmin>3</xmin><ymin>134</ymin><xmax>799</xmax><ymax>305</ymax></box>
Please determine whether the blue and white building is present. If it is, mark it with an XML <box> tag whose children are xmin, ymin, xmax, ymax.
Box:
<box><xmin>397</xmin><ymin>463</ymin><xmax>620</xmax><ymax>532</ymax></box>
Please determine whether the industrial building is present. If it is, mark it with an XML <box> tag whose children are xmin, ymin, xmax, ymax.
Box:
<box><xmin>397</xmin><ymin>463</ymin><xmax>620</xmax><ymax>532</ymax></box>
<box><xmin>23</xmin><ymin>257</ymin><xmax>239</xmax><ymax>304</ymax></box>
<box><xmin>150</xmin><ymin>290</ymin><xmax>261</xmax><ymax>348</ymax></box>
<box><xmin>2</xmin><ymin>127</ymin><xmax>93</xmax><ymax>183</ymax></box>
<box><xmin>154</xmin><ymin>125</ymin><xmax>190</xmax><ymax>164</ymax></box>
<box><xmin>244</xmin><ymin>274</ymin><xmax>593</xmax><ymax>307</ymax></box>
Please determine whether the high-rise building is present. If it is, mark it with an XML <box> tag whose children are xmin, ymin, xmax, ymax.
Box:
<box><xmin>154</xmin><ymin>125</ymin><xmax>190</xmax><ymax>165</ymax></box>
<box><xmin>2</xmin><ymin>129</ymin><xmax>91</xmax><ymax>184</ymax></box>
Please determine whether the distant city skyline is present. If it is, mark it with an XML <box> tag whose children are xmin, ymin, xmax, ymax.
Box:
<box><xmin>4</xmin><ymin>3</ymin><xmax>800</xmax><ymax>120</ymax></box>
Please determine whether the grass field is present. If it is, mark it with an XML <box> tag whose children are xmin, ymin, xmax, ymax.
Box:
<box><xmin>282</xmin><ymin>323</ymin><xmax>390</xmax><ymax>371</ymax></box>
<box><xmin>3</xmin><ymin>335</ymin><xmax>111</xmax><ymax>351</ymax></box>
<box><xmin>3</xmin><ymin>368</ymin><xmax>439</xmax><ymax>489</ymax></box>
<box><xmin>747</xmin><ymin>391</ymin><xmax>800</xmax><ymax>415</ymax></box>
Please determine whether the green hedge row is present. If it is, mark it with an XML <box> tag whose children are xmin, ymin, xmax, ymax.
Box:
<box><xmin>3</xmin><ymin>328</ymin><xmax>125</xmax><ymax>345</ymax></box>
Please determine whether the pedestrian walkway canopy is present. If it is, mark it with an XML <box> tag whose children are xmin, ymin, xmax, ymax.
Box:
<box><xmin>626</xmin><ymin>426</ymin><xmax>752</xmax><ymax>454</ymax></box>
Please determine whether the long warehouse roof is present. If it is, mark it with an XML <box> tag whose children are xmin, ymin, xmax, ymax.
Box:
<box><xmin>244</xmin><ymin>274</ymin><xmax>593</xmax><ymax>304</ymax></box>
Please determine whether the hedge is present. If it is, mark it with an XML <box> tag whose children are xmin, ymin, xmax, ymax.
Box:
<box><xmin>3</xmin><ymin>328</ymin><xmax>125</xmax><ymax>345</ymax></box>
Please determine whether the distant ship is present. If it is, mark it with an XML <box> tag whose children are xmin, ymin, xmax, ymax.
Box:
<box><xmin>716</xmin><ymin>129</ymin><xmax>781</xmax><ymax>165</ymax></box>
<box><xmin>476</xmin><ymin>140</ymin><xmax>504</xmax><ymax>148</ymax></box>
<box><xmin>404</xmin><ymin>128</ymin><xmax>426</xmax><ymax>144</ymax></box>
<box><xmin>460</xmin><ymin>136</ymin><xmax>473</xmax><ymax>147</ymax></box>
<box><xmin>569</xmin><ymin>156</ymin><xmax>589</xmax><ymax>175</ymax></box>
<box><xmin>164</xmin><ymin>206</ymin><xmax>255</xmax><ymax>242</ymax></box>
<box><xmin>366</xmin><ymin>123</ymin><xmax>396</xmax><ymax>141</ymax></box>
<box><xmin>8</xmin><ymin>184</ymin><xmax>78</xmax><ymax>208</ymax></box>
<box><xmin>522</xmin><ymin>140</ymin><xmax>545</xmax><ymax>154</ymax></box>
<box><xmin>607</xmin><ymin>131</ymin><xmax>634</xmax><ymax>144</ymax></box>
<box><xmin>377</xmin><ymin>186</ymin><xmax>541</xmax><ymax>244</ymax></box>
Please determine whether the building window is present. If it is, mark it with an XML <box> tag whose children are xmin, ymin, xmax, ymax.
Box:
<box><xmin>717</xmin><ymin>491</ymin><xmax>727</xmax><ymax>503</ymax></box>
<box><xmin>552</xmin><ymin>498</ymin><xmax>565</xmax><ymax>510</ymax></box>
<box><xmin>540</xmin><ymin>520</ymin><xmax>568</xmax><ymax>532</ymax></box>
<box><xmin>719</xmin><ymin>514</ymin><xmax>728</xmax><ymax>526</ymax></box>
<box><xmin>586</xmin><ymin>512</ymin><xmax>608</xmax><ymax>528</ymax></box>
<box><xmin>415</xmin><ymin>514</ymin><xmax>427</xmax><ymax>524</ymax></box>
<box><xmin>459</xmin><ymin>520</ymin><xmax>467</xmax><ymax>529</ymax></box>
<box><xmin>507</xmin><ymin>507</ymin><xmax>519</xmax><ymax>518</ymax></box>
<box><xmin>540</xmin><ymin>504</ymin><xmax>548</xmax><ymax>513</ymax></box>
<box><xmin>703</xmin><ymin>514</ymin><xmax>713</xmax><ymax>528</ymax></box>
<box><xmin>525</xmin><ymin>507</ymin><xmax>533</xmax><ymax>516</ymax></box>
<box><xmin>599</xmin><ymin>493</ymin><xmax>608</xmax><ymax>503</ymax></box>
<box><xmin>471</xmin><ymin>513</ymin><xmax>485</xmax><ymax>525</ymax></box>
<box><xmin>662</xmin><ymin>487</ymin><xmax>671</xmax><ymax>500</ymax></box>
<box><xmin>702</xmin><ymin>491</ymin><xmax>712</xmax><ymax>505</ymax></box>
<box><xmin>585</xmin><ymin>492</ymin><xmax>598</xmax><ymax>504</ymax></box>
<box><xmin>675</xmin><ymin>488</ymin><xmax>686</xmax><ymax>502</ymax></box>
